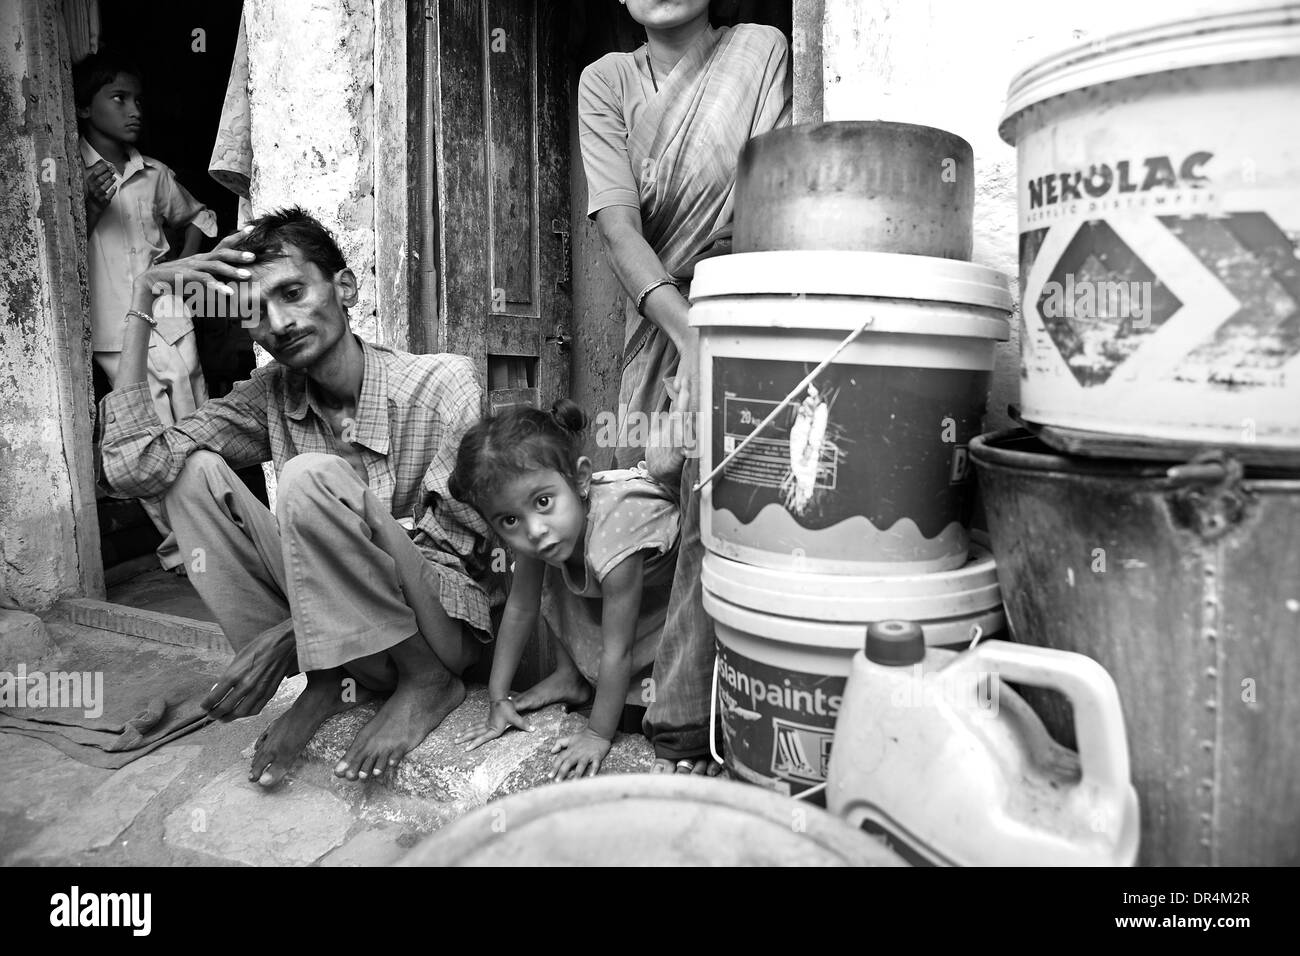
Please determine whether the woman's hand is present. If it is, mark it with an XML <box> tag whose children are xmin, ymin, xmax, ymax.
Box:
<box><xmin>455</xmin><ymin>698</ymin><xmax>534</xmax><ymax>752</ymax></box>
<box><xmin>671</xmin><ymin>327</ymin><xmax>701</xmax><ymax>414</ymax></box>
<box><xmin>549</xmin><ymin>725</ymin><xmax>613</xmax><ymax>781</ymax></box>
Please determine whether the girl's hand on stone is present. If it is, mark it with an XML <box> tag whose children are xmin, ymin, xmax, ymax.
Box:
<box><xmin>456</xmin><ymin>698</ymin><xmax>533</xmax><ymax>752</ymax></box>
<box><xmin>548</xmin><ymin>725</ymin><xmax>612</xmax><ymax>781</ymax></box>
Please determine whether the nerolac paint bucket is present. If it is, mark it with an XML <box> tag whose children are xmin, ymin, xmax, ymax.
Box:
<box><xmin>702</xmin><ymin>545</ymin><xmax>1005</xmax><ymax>797</ymax></box>
<box><xmin>999</xmin><ymin>6</ymin><xmax>1300</xmax><ymax>463</ymax></box>
<box><xmin>690</xmin><ymin>250</ymin><xmax>1012</xmax><ymax>575</ymax></box>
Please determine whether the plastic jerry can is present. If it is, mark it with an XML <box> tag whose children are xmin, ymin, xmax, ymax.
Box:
<box><xmin>826</xmin><ymin>621</ymin><xmax>1139</xmax><ymax>866</ymax></box>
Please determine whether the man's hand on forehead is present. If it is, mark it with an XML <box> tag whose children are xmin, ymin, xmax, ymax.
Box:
<box><xmin>138</xmin><ymin>226</ymin><xmax>259</xmax><ymax>304</ymax></box>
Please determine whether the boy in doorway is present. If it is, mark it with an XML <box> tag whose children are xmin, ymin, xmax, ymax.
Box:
<box><xmin>75</xmin><ymin>51</ymin><xmax>218</xmax><ymax>570</ymax></box>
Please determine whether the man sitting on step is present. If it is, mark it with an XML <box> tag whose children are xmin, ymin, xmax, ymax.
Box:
<box><xmin>99</xmin><ymin>207</ymin><xmax>497</xmax><ymax>787</ymax></box>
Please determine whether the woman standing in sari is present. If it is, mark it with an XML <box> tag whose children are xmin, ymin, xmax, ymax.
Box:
<box><xmin>578</xmin><ymin>0</ymin><xmax>790</xmax><ymax>774</ymax></box>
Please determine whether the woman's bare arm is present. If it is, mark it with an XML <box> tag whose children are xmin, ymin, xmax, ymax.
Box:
<box><xmin>594</xmin><ymin>206</ymin><xmax>698</xmax><ymax>397</ymax></box>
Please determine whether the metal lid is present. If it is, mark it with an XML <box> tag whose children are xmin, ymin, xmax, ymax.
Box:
<box><xmin>690</xmin><ymin>250</ymin><xmax>1015</xmax><ymax>313</ymax></box>
<box><xmin>701</xmin><ymin>544</ymin><xmax>1002</xmax><ymax>624</ymax></box>
<box><xmin>1000</xmin><ymin>5</ymin><xmax>1300</xmax><ymax>143</ymax></box>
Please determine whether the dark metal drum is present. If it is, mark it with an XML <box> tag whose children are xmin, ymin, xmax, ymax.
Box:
<box><xmin>734</xmin><ymin>121</ymin><xmax>974</xmax><ymax>259</ymax></box>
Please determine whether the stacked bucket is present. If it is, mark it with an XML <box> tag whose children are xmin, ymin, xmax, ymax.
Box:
<box><xmin>691</xmin><ymin>122</ymin><xmax>1013</xmax><ymax>797</ymax></box>
<box><xmin>979</xmin><ymin>6</ymin><xmax>1300</xmax><ymax>865</ymax></box>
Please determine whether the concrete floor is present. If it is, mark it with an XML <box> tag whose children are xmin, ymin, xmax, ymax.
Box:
<box><xmin>0</xmin><ymin>623</ymin><xmax>655</xmax><ymax>866</ymax></box>
<box><xmin>107</xmin><ymin>567</ymin><xmax>217</xmax><ymax>623</ymax></box>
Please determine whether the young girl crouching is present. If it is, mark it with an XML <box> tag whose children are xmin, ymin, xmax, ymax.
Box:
<box><xmin>450</xmin><ymin>400</ymin><xmax>679</xmax><ymax>780</ymax></box>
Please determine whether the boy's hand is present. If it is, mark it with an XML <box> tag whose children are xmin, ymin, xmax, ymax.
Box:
<box><xmin>548</xmin><ymin>726</ymin><xmax>612</xmax><ymax>781</ymax></box>
<box><xmin>456</xmin><ymin>698</ymin><xmax>534</xmax><ymax>752</ymax></box>
<box><xmin>84</xmin><ymin>159</ymin><xmax>117</xmax><ymax>208</ymax></box>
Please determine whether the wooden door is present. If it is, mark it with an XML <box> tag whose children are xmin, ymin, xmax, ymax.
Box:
<box><xmin>411</xmin><ymin>0</ymin><xmax>572</xmax><ymax>688</ymax></box>
<box><xmin>414</xmin><ymin>0</ymin><xmax>572</xmax><ymax>413</ymax></box>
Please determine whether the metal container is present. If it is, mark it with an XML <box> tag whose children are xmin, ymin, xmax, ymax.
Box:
<box><xmin>733</xmin><ymin>121</ymin><xmax>974</xmax><ymax>259</ymax></box>
<box><xmin>396</xmin><ymin>775</ymin><xmax>906</xmax><ymax>866</ymax></box>
<box><xmin>971</xmin><ymin>428</ymin><xmax>1300</xmax><ymax>866</ymax></box>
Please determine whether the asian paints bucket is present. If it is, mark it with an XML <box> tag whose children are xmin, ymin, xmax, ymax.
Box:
<box><xmin>999</xmin><ymin>6</ymin><xmax>1300</xmax><ymax>464</ymax></box>
<box><xmin>702</xmin><ymin>545</ymin><xmax>1005</xmax><ymax>796</ymax></box>
<box><xmin>971</xmin><ymin>428</ymin><xmax>1300</xmax><ymax>865</ymax></box>
<box><xmin>691</xmin><ymin>250</ymin><xmax>1012</xmax><ymax>575</ymax></box>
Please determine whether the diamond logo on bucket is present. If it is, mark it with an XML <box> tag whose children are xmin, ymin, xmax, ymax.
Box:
<box><xmin>1032</xmin><ymin>221</ymin><xmax>1182</xmax><ymax>386</ymax></box>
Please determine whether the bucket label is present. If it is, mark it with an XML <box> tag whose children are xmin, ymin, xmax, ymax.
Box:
<box><xmin>723</xmin><ymin>395</ymin><xmax>839</xmax><ymax>492</ymax></box>
<box><xmin>1014</xmin><ymin>65</ymin><xmax>1300</xmax><ymax>427</ymax></box>
<box><xmin>1021</xmin><ymin>212</ymin><xmax>1300</xmax><ymax>391</ymax></box>
<box><xmin>716</xmin><ymin>642</ymin><xmax>844</xmax><ymax>793</ymax></box>
<box><xmin>772</xmin><ymin>717</ymin><xmax>835</xmax><ymax>783</ymax></box>
<box><xmin>710</xmin><ymin>357</ymin><xmax>987</xmax><ymax>562</ymax></box>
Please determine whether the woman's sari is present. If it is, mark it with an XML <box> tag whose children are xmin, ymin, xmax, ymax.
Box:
<box><xmin>613</xmin><ymin>23</ymin><xmax>790</xmax><ymax>468</ymax></box>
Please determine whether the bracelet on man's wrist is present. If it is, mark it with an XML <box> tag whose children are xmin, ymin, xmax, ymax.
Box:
<box><xmin>125</xmin><ymin>308</ymin><xmax>157</xmax><ymax>329</ymax></box>
<box><xmin>489</xmin><ymin>695</ymin><xmax>514</xmax><ymax>704</ymax></box>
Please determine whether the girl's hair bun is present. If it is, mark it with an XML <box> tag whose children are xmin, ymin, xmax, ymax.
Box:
<box><xmin>550</xmin><ymin>398</ymin><xmax>589</xmax><ymax>434</ymax></box>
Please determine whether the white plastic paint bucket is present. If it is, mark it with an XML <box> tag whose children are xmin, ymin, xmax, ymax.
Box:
<box><xmin>702</xmin><ymin>545</ymin><xmax>1005</xmax><ymax>796</ymax></box>
<box><xmin>999</xmin><ymin>6</ymin><xmax>1300</xmax><ymax>462</ymax></box>
<box><xmin>691</xmin><ymin>250</ymin><xmax>1012</xmax><ymax>575</ymax></box>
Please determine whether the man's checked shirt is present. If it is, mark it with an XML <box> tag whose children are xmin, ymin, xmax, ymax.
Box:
<box><xmin>98</xmin><ymin>338</ymin><xmax>496</xmax><ymax>636</ymax></box>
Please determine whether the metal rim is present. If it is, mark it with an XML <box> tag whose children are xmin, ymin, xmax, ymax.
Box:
<box><xmin>970</xmin><ymin>428</ymin><xmax>1300</xmax><ymax>486</ymax></box>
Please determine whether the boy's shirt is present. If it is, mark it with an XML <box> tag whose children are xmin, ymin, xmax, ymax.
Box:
<box><xmin>80</xmin><ymin>137</ymin><xmax>218</xmax><ymax>352</ymax></box>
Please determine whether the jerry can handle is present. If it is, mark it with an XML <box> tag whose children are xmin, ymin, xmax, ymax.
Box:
<box><xmin>963</xmin><ymin>640</ymin><xmax>1132</xmax><ymax>797</ymax></box>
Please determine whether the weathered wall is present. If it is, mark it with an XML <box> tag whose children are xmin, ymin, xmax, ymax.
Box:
<box><xmin>567</xmin><ymin>70</ymin><xmax>627</xmax><ymax>467</ymax></box>
<box><xmin>244</xmin><ymin>0</ymin><xmax>378</xmax><ymax>344</ymax></box>
<box><xmin>0</xmin><ymin>0</ymin><xmax>103</xmax><ymax>610</ymax></box>
<box><xmin>374</xmin><ymin>0</ymin><xmax>410</xmax><ymax>351</ymax></box>
<box><xmin>817</xmin><ymin>0</ymin><xmax>1233</xmax><ymax>431</ymax></box>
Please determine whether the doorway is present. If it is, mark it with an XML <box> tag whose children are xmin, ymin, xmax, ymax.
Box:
<box><xmin>82</xmin><ymin>1</ymin><xmax>259</xmax><ymax>615</ymax></box>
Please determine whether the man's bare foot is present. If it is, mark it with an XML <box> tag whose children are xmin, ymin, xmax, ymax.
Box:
<box><xmin>250</xmin><ymin>668</ymin><xmax>366</xmax><ymax>788</ymax></box>
<box><xmin>651</xmin><ymin>756</ymin><xmax>724</xmax><ymax>776</ymax></box>
<box><xmin>334</xmin><ymin>670</ymin><xmax>466</xmax><ymax>780</ymax></box>
<box><xmin>512</xmin><ymin>667</ymin><xmax>594</xmax><ymax>712</ymax></box>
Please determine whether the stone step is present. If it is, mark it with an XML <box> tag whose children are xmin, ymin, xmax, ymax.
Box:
<box><xmin>300</xmin><ymin>684</ymin><xmax>655</xmax><ymax>812</ymax></box>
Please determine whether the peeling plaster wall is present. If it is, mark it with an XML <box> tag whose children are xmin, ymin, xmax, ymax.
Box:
<box><xmin>244</xmin><ymin>0</ymin><xmax>378</xmax><ymax>344</ymax></box>
<box><xmin>818</xmin><ymin>0</ymin><xmax>1235</xmax><ymax>432</ymax></box>
<box><xmin>0</xmin><ymin>0</ymin><xmax>90</xmax><ymax>609</ymax></box>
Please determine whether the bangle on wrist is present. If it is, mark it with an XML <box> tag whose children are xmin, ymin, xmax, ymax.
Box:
<box><xmin>125</xmin><ymin>308</ymin><xmax>157</xmax><ymax>329</ymax></box>
<box><xmin>634</xmin><ymin>276</ymin><xmax>679</xmax><ymax>314</ymax></box>
<box><xmin>489</xmin><ymin>695</ymin><xmax>514</xmax><ymax>704</ymax></box>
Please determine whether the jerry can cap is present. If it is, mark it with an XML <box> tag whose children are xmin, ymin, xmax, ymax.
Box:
<box><xmin>866</xmin><ymin>620</ymin><xmax>925</xmax><ymax>666</ymax></box>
